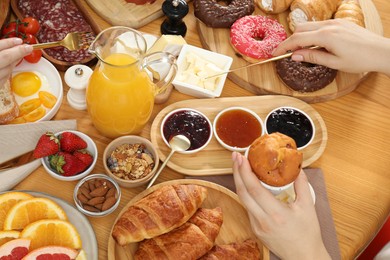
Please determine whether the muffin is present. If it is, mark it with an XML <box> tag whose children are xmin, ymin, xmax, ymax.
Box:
<box><xmin>248</xmin><ymin>132</ymin><xmax>303</xmax><ymax>187</ymax></box>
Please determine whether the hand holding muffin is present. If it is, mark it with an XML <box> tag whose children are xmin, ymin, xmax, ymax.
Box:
<box><xmin>232</xmin><ymin>152</ymin><xmax>330</xmax><ymax>260</ymax></box>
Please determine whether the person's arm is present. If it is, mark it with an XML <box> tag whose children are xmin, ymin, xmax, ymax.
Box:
<box><xmin>273</xmin><ymin>19</ymin><xmax>390</xmax><ymax>76</ymax></box>
<box><xmin>0</xmin><ymin>38</ymin><xmax>33</xmax><ymax>87</ymax></box>
<box><xmin>232</xmin><ymin>152</ymin><xmax>331</xmax><ymax>260</ymax></box>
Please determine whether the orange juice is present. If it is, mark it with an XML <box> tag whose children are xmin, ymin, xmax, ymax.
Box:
<box><xmin>86</xmin><ymin>53</ymin><xmax>155</xmax><ymax>138</ymax></box>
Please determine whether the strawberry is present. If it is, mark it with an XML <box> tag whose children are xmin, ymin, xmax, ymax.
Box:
<box><xmin>73</xmin><ymin>150</ymin><xmax>93</xmax><ymax>167</ymax></box>
<box><xmin>33</xmin><ymin>132</ymin><xmax>60</xmax><ymax>158</ymax></box>
<box><xmin>49</xmin><ymin>151</ymin><xmax>87</xmax><ymax>176</ymax></box>
<box><xmin>59</xmin><ymin>132</ymin><xmax>87</xmax><ymax>152</ymax></box>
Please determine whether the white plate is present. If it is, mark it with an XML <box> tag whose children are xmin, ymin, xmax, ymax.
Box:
<box><xmin>0</xmin><ymin>190</ymin><xmax>98</xmax><ymax>259</ymax></box>
<box><xmin>11</xmin><ymin>58</ymin><xmax>63</xmax><ymax>122</ymax></box>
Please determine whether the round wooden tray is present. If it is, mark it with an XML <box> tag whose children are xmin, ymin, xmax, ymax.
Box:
<box><xmin>10</xmin><ymin>0</ymin><xmax>99</xmax><ymax>71</ymax></box>
<box><xmin>197</xmin><ymin>0</ymin><xmax>383</xmax><ymax>103</ymax></box>
<box><xmin>107</xmin><ymin>179</ymin><xmax>269</xmax><ymax>260</ymax></box>
<box><xmin>150</xmin><ymin>95</ymin><xmax>327</xmax><ymax>176</ymax></box>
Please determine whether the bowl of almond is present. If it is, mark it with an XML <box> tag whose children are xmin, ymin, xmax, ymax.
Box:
<box><xmin>73</xmin><ymin>173</ymin><xmax>121</xmax><ymax>217</ymax></box>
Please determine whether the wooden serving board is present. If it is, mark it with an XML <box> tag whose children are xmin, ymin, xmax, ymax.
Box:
<box><xmin>150</xmin><ymin>95</ymin><xmax>327</xmax><ymax>176</ymax></box>
<box><xmin>197</xmin><ymin>0</ymin><xmax>383</xmax><ymax>103</ymax></box>
<box><xmin>83</xmin><ymin>0</ymin><xmax>188</xmax><ymax>29</ymax></box>
<box><xmin>0</xmin><ymin>0</ymin><xmax>10</xmax><ymax>29</ymax></box>
<box><xmin>10</xmin><ymin>0</ymin><xmax>100</xmax><ymax>71</ymax></box>
<box><xmin>107</xmin><ymin>179</ymin><xmax>270</xmax><ymax>260</ymax></box>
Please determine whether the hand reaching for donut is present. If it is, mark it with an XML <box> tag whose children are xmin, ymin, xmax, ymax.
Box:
<box><xmin>232</xmin><ymin>152</ymin><xmax>331</xmax><ymax>260</ymax></box>
<box><xmin>0</xmin><ymin>38</ymin><xmax>33</xmax><ymax>87</ymax></box>
<box><xmin>272</xmin><ymin>19</ymin><xmax>390</xmax><ymax>76</ymax></box>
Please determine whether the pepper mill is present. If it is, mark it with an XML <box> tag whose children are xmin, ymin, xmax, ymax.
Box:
<box><xmin>65</xmin><ymin>65</ymin><xmax>93</xmax><ymax>110</ymax></box>
<box><xmin>161</xmin><ymin>0</ymin><xmax>189</xmax><ymax>37</ymax></box>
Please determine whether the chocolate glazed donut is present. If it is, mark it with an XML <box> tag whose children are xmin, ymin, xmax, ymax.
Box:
<box><xmin>193</xmin><ymin>0</ymin><xmax>255</xmax><ymax>28</ymax></box>
<box><xmin>276</xmin><ymin>57</ymin><xmax>338</xmax><ymax>92</ymax></box>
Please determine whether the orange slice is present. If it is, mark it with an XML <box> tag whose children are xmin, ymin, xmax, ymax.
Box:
<box><xmin>0</xmin><ymin>192</ymin><xmax>34</xmax><ymax>230</ymax></box>
<box><xmin>3</xmin><ymin>198</ymin><xmax>67</xmax><ymax>231</ymax></box>
<box><xmin>0</xmin><ymin>231</ymin><xmax>20</xmax><ymax>246</ymax></box>
<box><xmin>20</xmin><ymin>219</ymin><xmax>82</xmax><ymax>250</ymax></box>
<box><xmin>76</xmin><ymin>249</ymin><xmax>87</xmax><ymax>260</ymax></box>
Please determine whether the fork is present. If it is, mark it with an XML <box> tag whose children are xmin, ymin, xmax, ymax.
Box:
<box><xmin>204</xmin><ymin>46</ymin><xmax>322</xmax><ymax>79</ymax></box>
<box><xmin>32</xmin><ymin>32</ymin><xmax>94</xmax><ymax>51</ymax></box>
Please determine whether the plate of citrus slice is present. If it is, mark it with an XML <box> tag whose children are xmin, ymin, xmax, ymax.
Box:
<box><xmin>0</xmin><ymin>191</ymin><xmax>97</xmax><ymax>259</ymax></box>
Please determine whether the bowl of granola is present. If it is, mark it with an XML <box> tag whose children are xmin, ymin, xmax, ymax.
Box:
<box><xmin>103</xmin><ymin>135</ymin><xmax>159</xmax><ymax>188</ymax></box>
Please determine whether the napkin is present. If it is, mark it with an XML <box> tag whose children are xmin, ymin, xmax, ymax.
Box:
<box><xmin>185</xmin><ymin>168</ymin><xmax>341</xmax><ymax>260</ymax></box>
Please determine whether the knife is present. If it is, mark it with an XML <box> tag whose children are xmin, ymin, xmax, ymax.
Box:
<box><xmin>0</xmin><ymin>150</ymin><xmax>38</xmax><ymax>172</ymax></box>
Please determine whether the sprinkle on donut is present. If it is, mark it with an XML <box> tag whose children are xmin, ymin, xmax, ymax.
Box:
<box><xmin>230</xmin><ymin>15</ymin><xmax>287</xmax><ymax>62</ymax></box>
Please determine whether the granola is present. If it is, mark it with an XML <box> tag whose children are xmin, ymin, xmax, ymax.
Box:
<box><xmin>107</xmin><ymin>143</ymin><xmax>155</xmax><ymax>180</ymax></box>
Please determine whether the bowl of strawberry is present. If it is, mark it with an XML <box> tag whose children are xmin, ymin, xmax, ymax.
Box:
<box><xmin>33</xmin><ymin>130</ymin><xmax>98</xmax><ymax>181</ymax></box>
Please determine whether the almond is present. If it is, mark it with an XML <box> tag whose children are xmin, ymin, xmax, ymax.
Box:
<box><xmin>83</xmin><ymin>205</ymin><xmax>100</xmax><ymax>212</ymax></box>
<box><xmin>80</xmin><ymin>187</ymin><xmax>92</xmax><ymax>199</ymax></box>
<box><xmin>77</xmin><ymin>193</ymin><xmax>89</xmax><ymax>204</ymax></box>
<box><xmin>86</xmin><ymin>196</ymin><xmax>105</xmax><ymax>206</ymax></box>
<box><xmin>102</xmin><ymin>196</ymin><xmax>117</xmax><ymax>211</ymax></box>
<box><xmin>88</xmin><ymin>181</ymin><xmax>96</xmax><ymax>191</ymax></box>
<box><xmin>105</xmin><ymin>187</ymin><xmax>116</xmax><ymax>198</ymax></box>
<box><xmin>90</xmin><ymin>186</ymin><xmax>108</xmax><ymax>197</ymax></box>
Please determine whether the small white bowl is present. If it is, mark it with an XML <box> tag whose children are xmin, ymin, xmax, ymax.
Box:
<box><xmin>41</xmin><ymin>130</ymin><xmax>98</xmax><ymax>181</ymax></box>
<box><xmin>265</xmin><ymin>106</ymin><xmax>315</xmax><ymax>150</ymax></box>
<box><xmin>103</xmin><ymin>135</ymin><xmax>159</xmax><ymax>188</ymax></box>
<box><xmin>172</xmin><ymin>44</ymin><xmax>233</xmax><ymax>98</ymax></box>
<box><xmin>213</xmin><ymin>107</ymin><xmax>264</xmax><ymax>152</ymax></box>
<box><xmin>73</xmin><ymin>173</ymin><xmax>121</xmax><ymax>217</ymax></box>
<box><xmin>160</xmin><ymin>108</ymin><xmax>213</xmax><ymax>154</ymax></box>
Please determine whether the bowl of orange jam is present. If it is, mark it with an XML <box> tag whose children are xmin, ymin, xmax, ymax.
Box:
<box><xmin>213</xmin><ymin>107</ymin><xmax>264</xmax><ymax>152</ymax></box>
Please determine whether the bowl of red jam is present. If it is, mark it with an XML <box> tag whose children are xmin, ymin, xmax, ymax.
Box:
<box><xmin>161</xmin><ymin>108</ymin><xmax>213</xmax><ymax>154</ymax></box>
<box><xmin>213</xmin><ymin>107</ymin><xmax>264</xmax><ymax>152</ymax></box>
<box><xmin>265</xmin><ymin>107</ymin><xmax>315</xmax><ymax>150</ymax></box>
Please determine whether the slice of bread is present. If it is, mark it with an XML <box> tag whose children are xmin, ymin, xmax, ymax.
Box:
<box><xmin>0</xmin><ymin>79</ymin><xmax>19</xmax><ymax>124</ymax></box>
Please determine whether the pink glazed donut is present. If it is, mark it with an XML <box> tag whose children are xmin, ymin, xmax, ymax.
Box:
<box><xmin>230</xmin><ymin>15</ymin><xmax>287</xmax><ymax>63</ymax></box>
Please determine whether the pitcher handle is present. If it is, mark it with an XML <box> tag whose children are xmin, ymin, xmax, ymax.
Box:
<box><xmin>140</xmin><ymin>52</ymin><xmax>177</xmax><ymax>95</ymax></box>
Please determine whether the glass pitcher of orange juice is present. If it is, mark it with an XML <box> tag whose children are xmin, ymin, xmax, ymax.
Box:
<box><xmin>86</xmin><ymin>26</ymin><xmax>177</xmax><ymax>138</ymax></box>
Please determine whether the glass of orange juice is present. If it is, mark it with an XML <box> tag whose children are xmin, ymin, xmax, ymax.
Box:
<box><xmin>86</xmin><ymin>27</ymin><xmax>177</xmax><ymax>138</ymax></box>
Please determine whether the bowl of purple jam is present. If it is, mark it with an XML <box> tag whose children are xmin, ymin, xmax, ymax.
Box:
<box><xmin>160</xmin><ymin>108</ymin><xmax>213</xmax><ymax>154</ymax></box>
<box><xmin>265</xmin><ymin>106</ymin><xmax>315</xmax><ymax>150</ymax></box>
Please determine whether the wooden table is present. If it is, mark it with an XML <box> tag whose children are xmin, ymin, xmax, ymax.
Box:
<box><xmin>11</xmin><ymin>1</ymin><xmax>390</xmax><ymax>259</ymax></box>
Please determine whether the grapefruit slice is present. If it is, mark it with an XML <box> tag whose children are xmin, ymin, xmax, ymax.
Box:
<box><xmin>0</xmin><ymin>238</ymin><xmax>30</xmax><ymax>259</ymax></box>
<box><xmin>0</xmin><ymin>230</ymin><xmax>20</xmax><ymax>246</ymax></box>
<box><xmin>22</xmin><ymin>245</ymin><xmax>78</xmax><ymax>260</ymax></box>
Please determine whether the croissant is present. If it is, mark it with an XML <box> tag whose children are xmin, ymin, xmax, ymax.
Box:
<box><xmin>134</xmin><ymin>207</ymin><xmax>223</xmax><ymax>260</ymax></box>
<box><xmin>112</xmin><ymin>184</ymin><xmax>208</xmax><ymax>245</ymax></box>
<box><xmin>256</xmin><ymin>0</ymin><xmax>294</xmax><ymax>14</ymax></box>
<box><xmin>334</xmin><ymin>0</ymin><xmax>365</xmax><ymax>27</ymax></box>
<box><xmin>288</xmin><ymin>0</ymin><xmax>341</xmax><ymax>31</ymax></box>
<box><xmin>199</xmin><ymin>239</ymin><xmax>261</xmax><ymax>260</ymax></box>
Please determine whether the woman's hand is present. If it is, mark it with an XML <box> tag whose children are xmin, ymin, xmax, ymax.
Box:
<box><xmin>0</xmin><ymin>38</ymin><xmax>33</xmax><ymax>87</ymax></box>
<box><xmin>273</xmin><ymin>19</ymin><xmax>390</xmax><ymax>76</ymax></box>
<box><xmin>232</xmin><ymin>152</ymin><xmax>330</xmax><ymax>260</ymax></box>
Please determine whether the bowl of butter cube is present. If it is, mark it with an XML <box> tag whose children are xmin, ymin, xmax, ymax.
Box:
<box><xmin>172</xmin><ymin>44</ymin><xmax>233</xmax><ymax>98</ymax></box>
